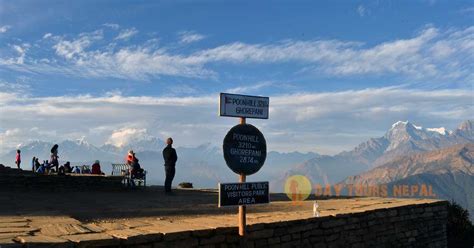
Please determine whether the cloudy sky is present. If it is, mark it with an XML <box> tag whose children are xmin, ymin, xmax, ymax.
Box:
<box><xmin>0</xmin><ymin>0</ymin><xmax>473</xmax><ymax>155</ymax></box>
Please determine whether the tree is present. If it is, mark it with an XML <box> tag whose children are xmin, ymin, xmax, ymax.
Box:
<box><xmin>447</xmin><ymin>201</ymin><xmax>474</xmax><ymax>248</ymax></box>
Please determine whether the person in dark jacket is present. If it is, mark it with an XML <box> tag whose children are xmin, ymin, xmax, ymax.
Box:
<box><xmin>63</xmin><ymin>161</ymin><xmax>72</xmax><ymax>173</ymax></box>
<box><xmin>162</xmin><ymin>137</ymin><xmax>177</xmax><ymax>193</ymax></box>
<box><xmin>31</xmin><ymin>157</ymin><xmax>36</xmax><ymax>171</ymax></box>
<box><xmin>50</xmin><ymin>144</ymin><xmax>59</xmax><ymax>172</ymax></box>
<box><xmin>34</xmin><ymin>158</ymin><xmax>41</xmax><ymax>171</ymax></box>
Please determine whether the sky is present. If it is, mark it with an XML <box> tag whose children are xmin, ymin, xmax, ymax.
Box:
<box><xmin>0</xmin><ymin>0</ymin><xmax>473</xmax><ymax>155</ymax></box>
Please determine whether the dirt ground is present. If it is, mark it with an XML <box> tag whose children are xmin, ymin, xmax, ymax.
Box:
<box><xmin>0</xmin><ymin>186</ymin><xmax>440</xmax><ymax>245</ymax></box>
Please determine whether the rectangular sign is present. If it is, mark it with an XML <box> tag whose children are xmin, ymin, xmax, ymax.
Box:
<box><xmin>219</xmin><ymin>93</ymin><xmax>269</xmax><ymax>119</ymax></box>
<box><xmin>218</xmin><ymin>181</ymin><xmax>270</xmax><ymax>207</ymax></box>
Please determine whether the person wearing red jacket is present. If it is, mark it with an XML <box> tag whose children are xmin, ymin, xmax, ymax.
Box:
<box><xmin>91</xmin><ymin>160</ymin><xmax>103</xmax><ymax>175</ymax></box>
<box><xmin>15</xmin><ymin>150</ymin><xmax>21</xmax><ymax>169</ymax></box>
<box><xmin>126</xmin><ymin>150</ymin><xmax>135</xmax><ymax>166</ymax></box>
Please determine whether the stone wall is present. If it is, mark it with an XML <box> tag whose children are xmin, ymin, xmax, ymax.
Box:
<box><xmin>0</xmin><ymin>167</ymin><xmax>123</xmax><ymax>191</ymax></box>
<box><xmin>149</xmin><ymin>201</ymin><xmax>447</xmax><ymax>248</ymax></box>
<box><xmin>12</xmin><ymin>201</ymin><xmax>446</xmax><ymax>248</ymax></box>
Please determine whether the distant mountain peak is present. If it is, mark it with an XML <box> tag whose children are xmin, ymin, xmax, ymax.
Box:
<box><xmin>385</xmin><ymin>121</ymin><xmax>420</xmax><ymax>146</ymax></box>
<box><xmin>387</xmin><ymin>120</ymin><xmax>450</xmax><ymax>138</ymax></box>
<box><xmin>373</xmin><ymin>120</ymin><xmax>467</xmax><ymax>160</ymax></box>
<box><xmin>75</xmin><ymin>136</ymin><xmax>90</xmax><ymax>146</ymax></box>
<box><xmin>458</xmin><ymin>120</ymin><xmax>473</xmax><ymax>131</ymax></box>
<box><xmin>389</xmin><ymin>120</ymin><xmax>427</xmax><ymax>130</ymax></box>
<box><xmin>426</xmin><ymin>127</ymin><xmax>449</xmax><ymax>135</ymax></box>
<box><xmin>391</xmin><ymin>120</ymin><xmax>410</xmax><ymax>129</ymax></box>
<box><xmin>454</xmin><ymin>120</ymin><xmax>473</xmax><ymax>139</ymax></box>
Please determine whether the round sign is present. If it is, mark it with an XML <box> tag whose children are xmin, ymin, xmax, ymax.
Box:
<box><xmin>223</xmin><ymin>124</ymin><xmax>267</xmax><ymax>175</ymax></box>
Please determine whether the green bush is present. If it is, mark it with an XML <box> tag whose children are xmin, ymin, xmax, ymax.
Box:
<box><xmin>447</xmin><ymin>201</ymin><xmax>474</xmax><ymax>248</ymax></box>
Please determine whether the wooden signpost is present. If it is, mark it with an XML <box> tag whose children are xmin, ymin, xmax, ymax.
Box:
<box><xmin>219</xmin><ymin>93</ymin><xmax>270</xmax><ymax>241</ymax></box>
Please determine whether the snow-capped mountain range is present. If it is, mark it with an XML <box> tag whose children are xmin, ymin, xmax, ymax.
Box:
<box><xmin>0</xmin><ymin>136</ymin><xmax>317</xmax><ymax>187</ymax></box>
<box><xmin>1</xmin><ymin>120</ymin><xmax>472</xmax><ymax>189</ymax></box>
<box><xmin>2</xmin><ymin>120</ymin><xmax>472</xmax><ymax>219</ymax></box>
<box><xmin>281</xmin><ymin>120</ymin><xmax>473</xmax><ymax>186</ymax></box>
<box><xmin>341</xmin><ymin>143</ymin><xmax>474</xmax><ymax>221</ymax></box>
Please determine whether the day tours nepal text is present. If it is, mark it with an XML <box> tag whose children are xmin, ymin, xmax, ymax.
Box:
<box><xmin>311</xmin><ymin>184</ymin><xmax>437</xmax><ymax>198</ymax></box>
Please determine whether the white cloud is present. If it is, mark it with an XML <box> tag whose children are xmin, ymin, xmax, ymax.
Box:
<box><xmin>13</xmin><ymin>45</ymin><xmax>25</xmax><ymax>54</ymax></box>
<box><xmin>1</xmin><ymin>25</ymin><xmax>472</xmax><ymax>83</ymax></box>
<box><xmin>103</xmin><ymin>23</ymin><xmax>120</xmax><ymax>30</ymax></box>
<box><xmin>0</xmin><ymin>128</ymin><xmax>21</xmax><ymax>151</ymax></box>
<box><xmin>106</xmin><ymin>128</ymin><xmax>148</xmax><ymax>147</ymax></box>
<box><xmin>190</xmin><ymin>26</ymin><xmax>473</xmax><ymax>82</ymax></box>
<box><xmin>0</xmin><ymin>85</ymin><xmax>471</xmax><ymax>155</ymax></box>
<box><xmin>226</xmin><ymin>82</ymin><xmax>273</xmax><ymax>94</ymax></box>
<box><xmin>53</xmin><ymin>30</ymin><xmax>103</xmax><ymax>59</ymax></box>
<box><xmin>0</xmin><ymin>25</ymin><xmax>11</xmax><ymax>33</ymax></box>
<box><xmin>357</xmin><ymin>5</ymin><xmax>368</xmax><ymax>17</ymax></box>
<box><xmin>115</xmin><ymin>28</ymin><xmax>138</xmax><ymax>41</ymax></box>
<box><xmin>43</xmin><ymin>33</ymin><xmax>52</xmax><ymax>39</ymax></box>
<box><xmin>3</xmin><ymin>43</ymin><xmax>30</xmax><ymax>64</ymax></box>
<box><xmin>178</xmin><ymin>31</ymin><xmax>206</xmax><ymax>44</ymax></box>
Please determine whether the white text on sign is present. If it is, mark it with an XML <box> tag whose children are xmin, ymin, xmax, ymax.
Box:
<box><xmin>219</xmin><ymin>93</ymin><xmax>269</xmax><ymax>119</ymax></box>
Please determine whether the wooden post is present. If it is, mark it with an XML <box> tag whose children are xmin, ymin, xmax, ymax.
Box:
<box><xmin>239</xmin><ymin>173</ymin><xmax>246</xmax><ymax>236</ymax></box>
<box><xmin>239</xmin><ymin>117</ymin><xmax>247</xmax><ymax>242</ymax></box>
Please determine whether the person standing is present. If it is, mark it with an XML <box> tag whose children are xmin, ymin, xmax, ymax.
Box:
<box><xmin>31</xmin><ymin>157</ymin><xmax>36</xmax><ymax>171</ymax></box>
<box><xmin>50</xmin><ymin>144</ymin><xmax>59</xmax><ymax>172</ymax></box>
<box><xmin>162</xmin><ymin>138</ymin><xmax>177</xmax><ymax>193</ymax></box>
<box><xmin>34</xmin><ymin>158</ymin><xmax>41</xmax><ymax>172</ymax></box>
<box><xmin>15</xmin><ymin>150</ymin><xmax>21</xmax><ymax>169</ymax></box>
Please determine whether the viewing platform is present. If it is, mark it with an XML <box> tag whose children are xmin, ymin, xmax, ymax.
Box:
<box><xmin>0</xmin><ymin>183</ymin><xmax>447</xmax><ymax>248</ymax></box>
<box><xmin>0</xmin><ymin>166</ymin><xmax>123</xmax><ymax>191</ymax></box>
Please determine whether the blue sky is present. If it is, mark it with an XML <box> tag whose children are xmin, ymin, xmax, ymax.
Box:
<box><xmin>0</xmin><ymin>0</ymin><xmax>473</xmax><ymax>154</ymax></box>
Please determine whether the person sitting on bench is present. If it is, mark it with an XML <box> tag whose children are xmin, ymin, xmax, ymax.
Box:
<box><xmin>126</xmin><ymin>150</ymin><xmax>135</xmax><ymax>166</ymax></box>
<box><xmin>36</xmin><ymin>162</ymin><xmax>46</xmax><ymax>174</ymax></box>
<box><xmin>72</xmin><ymin>166</ymin><xmax>81</xmax><ymax>174</ymax></box>
<box><xmin>91</xmin><ymin>160</ymin><xmax>104</xmax><ymax>175</ymax></box>
<box><xmin>131</xmin><ymin>157</ymin><xmax>144</xmax><ymax>179</ymax></box>
<box><xmin>63</xmin><ymin>161</ymin><xmax>72</xmax><ymax>173</ymax></box>
<box><xmin>125</xmin><ymin>150</ymin><xmax>136</xmax><ymax>177</ymax></box>
<box><xmin>128</xmin><ymin>153</ymin><xmax>144</xmax><ymax>186</ymax></box>
<box><xmin>81</xmin><ymin>165</ymin><xmax>91</xmax><ymax>174</ymax></box>
<box><xmin>57</xmin><ymin>166</ymin><xmax>66</xmax><ymax>175</ymax></box>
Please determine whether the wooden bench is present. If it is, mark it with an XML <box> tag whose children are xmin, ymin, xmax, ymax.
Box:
<box><xmin>111</xmin><ymin>163</ymin><xmax>147</xmax><ymax>187</ymax></box>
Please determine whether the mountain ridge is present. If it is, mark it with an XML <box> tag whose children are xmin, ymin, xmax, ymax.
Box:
<box><xmin>276</xmin><ymin>120</ymin><xmax>473</xmax><ymax>194</ymax></box>
<box><xmin>340</xmin><ymin>143</ymin><xmax>474</xmax><ymax>221</ymax></box>
<box><xmin>342</xmin><ymin>143</ymin><xmax>474</xmax><ymax>185</ymax></box>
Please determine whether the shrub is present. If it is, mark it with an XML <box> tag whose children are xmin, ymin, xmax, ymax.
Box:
<box><xmin>178</xmin><ymin>182</ymin><xmax>193</xmax><ymax>188</ymax></box>
<box><xmin>447</xmin><ymin>201</ymin><xmax>474</xmax><ymax>248</ymax></box>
